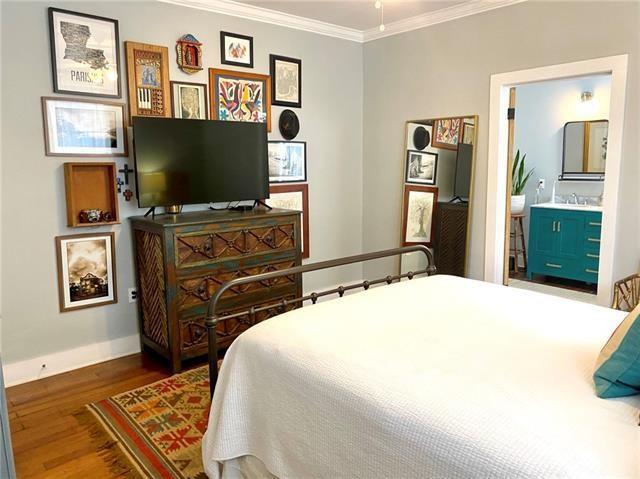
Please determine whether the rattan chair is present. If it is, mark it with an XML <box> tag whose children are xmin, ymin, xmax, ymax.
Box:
<box><xmin>612</xmin><ymin>273</ymin><xmax>640</xmax><ymax>311</ymax></box>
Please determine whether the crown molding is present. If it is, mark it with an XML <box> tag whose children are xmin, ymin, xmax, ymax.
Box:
<box><xmin>362</xmin><ymin>0</ymin><xmax>528</xmax><ymax>42</ymax></box>
<box><xmin>159</xmin><ymin>0</ymin><xmax>528</xmax><ymax>43</ymax></box>
<box><xmin>158</xmin><ymin>0</ymin><xmax>363</xmax><ymax>42</ymax></box>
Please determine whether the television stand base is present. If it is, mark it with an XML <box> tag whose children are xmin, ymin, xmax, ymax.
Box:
<box><xmin>144</xmin><ymin>207</ymin><xmax>156</xmax><ymax>219</ymax></box>
<box><xmin>223</xmin><ymin>200</ymin><xmax>273</xmax><ymax>212</ymax></box>
<box><xmin>254</xmin><ymin>199</ymin><xmax>272</xmax><ymax>210</ymax></box>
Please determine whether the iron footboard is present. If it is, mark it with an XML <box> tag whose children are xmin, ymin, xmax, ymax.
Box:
<box><xmin>205</xmin><ymin>245</ymin><xmax>436</xmax><ymax>397</ymax></box>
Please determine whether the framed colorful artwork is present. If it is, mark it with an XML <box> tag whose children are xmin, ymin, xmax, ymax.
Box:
<box><xmin>405</xmin><ymin>151</ymin><xmax>438</xmax><ymax>185</ymax></box>
<box><xmin>170</xmin><ymin>81</ymin><xmax>208</xmax><ymax>120</ymax></box>
<box><xmin>266</xmin><ymin>184</ymin><xmax>310</xmax><ymax>258</ymax></box>
<box><xmin>48</xmin><ymin>8</ymin><xmax>121</xmax><ymax>98</ymax></box>
<box><xmin>402</xmin><ymin>185</ymin><xmax>438</xmax><ymax>246</ymax></box>
<box><xmin>125</xmin><ymin>41</ymin><xmax>171</xmax><ymax>119</ymax></box>
<box><xmin>56</xmin><ymin>232</ymin><xmax>117</xmax><ymax>312</ymax></box>
<box><xmin>462</xmin><ymin>122</ymin><xmax>475</xmax><ymax>145</ymax></box>
<box><xmin>220</xmin><ymin>31</ymin><xmax>254</xmax><ymax>68</ymax></box>
<box><xmin>42</xmin><ymin>97</ymin><xmax>127</xmax><ymax>157</ymax></box>
<box><xmin>432</xmin><ymin>118</ymin><xmax>462</xmax><ymax>150</ymax></box>
<box><xmin>209</xmin><ymin>68</ymin><xmax>271</xmax><ymax>131</ymax></box>
<box><xmin>268</xmin><ymin>141</ymin><xmax>306</xmax><ymax>183</ymax></box>
<box><xmin>270</xmin><ymin>54</ymin><xmax>302</xmax><ymax>108</ymax></box>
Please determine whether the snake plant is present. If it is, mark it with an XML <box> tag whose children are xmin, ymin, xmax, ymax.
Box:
<box><xmin>512</xmin><ymin>150</ymin><xmax>534</xmax><ymax>196</ymax></box>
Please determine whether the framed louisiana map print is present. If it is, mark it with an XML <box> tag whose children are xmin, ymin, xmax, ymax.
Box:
<box><xmin>48</xmin><ymin>8</ymin><xmax>121</xmax><ymax>98</ymax></box>
<box><xmin>209</xmin><ymin>68</ymin><xmax>271</xmax><ymax>131</ymax></box>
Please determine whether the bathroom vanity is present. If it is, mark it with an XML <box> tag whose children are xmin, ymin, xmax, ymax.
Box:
<box><xmin>527</xmin><ymin>203</ymin><xmax>602</xmax><ymax>284</ymax></box>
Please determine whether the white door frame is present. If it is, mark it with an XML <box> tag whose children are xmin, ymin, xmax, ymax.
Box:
<box><xmin>484</xmin><ymin>55</ymin><xmax>629</xmax><ymax>306</ymax></box>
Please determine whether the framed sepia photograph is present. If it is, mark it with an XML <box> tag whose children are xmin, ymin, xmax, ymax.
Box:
<box><xmin>432</xmin><ymin>117</ymin><xmax>462</xmax><ymax>150</ymax></box>
<box><xmin>56</xmin><ymin>232</ymin><xmax>117</xmax><ymax>312</ymax></box>
<box><xmin>171</xmin><ymin>81</ymin><xmax>208</xmax><ymax>120</ymax></box>
<box><xmin>48</xmin><ymin>8</ymin><xmax>121</xmax><ymax>98</ymax></box>
<box><xmin>270</xmin><ymin>54</ymin><xmax>302</xmax><ymax>108</ymax></box>
<box><xmin>402</xmin><ymin>185</ymin><xmax>438</xmax><ymax>246</ymax></box>
<box><xmin>209</xmin><ymin>68</ymin><xmax>271</xmax><ymax>131</ymax></box>
<box><xmin>268</xmin><ymin>141</ymin><xmax>306</xmax><ymax>183</ymax></box>
<box><xmin>462</xmin><ymin>122</ymin><xmax>475</xmax><ymax>145</ymax></box>
<box><xmin>405</xmin><ymin>150</ymin><xmax>438</xmax><ymax>185</ymax></box>
<box><xmin>220</xmin><ymin>31</ymin><xmax>253</xmax><ymax>68</ymax></box>
<box><xmin>42</xmin><ymin>97</ymin><xmax>127</xmax><ymax>157</ymax></box>
<box><xmin>266</xmin><ymin>184</ymin><xmax>310</xmax><ymax>258</ymax></box>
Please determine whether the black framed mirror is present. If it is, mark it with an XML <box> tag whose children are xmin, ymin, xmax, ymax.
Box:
<box><xmin>560</xmin><ymin>120</ymin><xmax>607</xmax><ymax>181</ymax></box>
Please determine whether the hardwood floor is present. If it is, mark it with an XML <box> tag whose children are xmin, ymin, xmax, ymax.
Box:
<box><xmin>6</xmin><ymin>353</ymin><xmax>175</xmax><ymax>478</ymax></box>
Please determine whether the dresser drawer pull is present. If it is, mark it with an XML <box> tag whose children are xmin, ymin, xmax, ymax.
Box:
<box><xmin>587</xmin><ymin>237</ymin><xmax>601</xmax><ymax>243</ymax></box>
<box><xmin>588</xmin><ymin>222</ymin><xmax>602</xmax><ymax>227</ymax></box>
<box><xmin>586</xmin><ymin>253</ymin><xmax>600</xmax><ymax>259</ymax></box>
<box><xmin>545</xmin><ymin>263</ymin><xmax>563</xmax><ymax>269</ymax></box>
<box><xmin>552</xmin><ymin>221</ymin><xmax>557</xmax><ymax>232</ymax></box>
<box><xmin>585</xmin><ymin>268</ymin><xmax>599</xmax><ymax>274</ymax></box>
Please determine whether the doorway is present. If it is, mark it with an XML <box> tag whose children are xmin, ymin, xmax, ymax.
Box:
<box><xmin>484</xmin><ymin>55</ymin><xmax>629</xmax><ymax>307</ymax></box>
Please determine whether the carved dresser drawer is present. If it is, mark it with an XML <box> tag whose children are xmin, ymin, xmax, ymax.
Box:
<box><xmin>131</xmin><ymin>209</ymin><xmax>302</xmax><ymax>373</ymax></box>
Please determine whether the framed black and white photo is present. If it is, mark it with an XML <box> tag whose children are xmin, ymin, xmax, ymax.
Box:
<box><xmin>42</xmin><ymin>97</ymin><xmax>127</xmax><ymax>157</ymax></box>
<box><xmin>171</xmin><ymin>81</ymin><xmax>208</xmax><ymax>120</ymax></box>
<box><xmin>268</xmin><ymin>141</ymin><xmax>307</xmax><ymax>183</ymax></box>
<box><xmin>405</xmin><ymin>151</ymin><xmax>438</xmax><ymax>185</ymax></box>
<box><xmin>48</xmin><ymin>8</ymin><xmax>121</xmax><ymax>98</ymax></box>
<box><xmin>220</xmin><ymin>31</ymin><xmax>253</xmax><ymax>68</ymax></box>
<box><xmin>56</xmin><ymin>232</ymin><xmax>117</xmax><ymax>312</ymax></box>
<box><xmin>270</xmin><ymin>55</ymin><xmax>302</xmax><ymax>108</ymax></box>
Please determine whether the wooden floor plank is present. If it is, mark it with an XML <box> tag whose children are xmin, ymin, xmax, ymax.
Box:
<box><xmin>7</xmin><ymin>353</ymin><xmax>179</xmax><ymax>479</ymax></box>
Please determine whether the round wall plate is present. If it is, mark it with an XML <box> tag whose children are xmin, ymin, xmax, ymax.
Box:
<box><xmin>279</xmin><ymin>109</ymin><xmax>300</xmax><ymax>140</ymax></box>
<box><xmin>413</xmin><ymin>126</ymin><xmax>430</xmax><ymax>150</ymax></box>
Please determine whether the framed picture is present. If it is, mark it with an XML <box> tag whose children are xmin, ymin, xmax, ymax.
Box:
<box><xmin>220</xmin><ymin>31</ymin><xmax>253</xmax><ymax>68</ymax></box>
<box><xmin>270</xmin><ymin>54</ymin><xmax>302</xmax><ymax>108</ymax></box>
<box><xmin>209</xmin><ymin>68</ymin><xmax>271</xmax><ymax>131</ymax></box>
<box><xmin>56</xmin><ymin>232</ymin><xmax>117</xmax><ymax>312</ymax></box>
<box><xmin>42</xmin><ymin>97</ymin><xmax>127</xmax><ymax>157</ymax></box>
<box><xmin>48</xmin><ymin>8</ymin><xmax>121</xmax><ymax>98</ymax></box>
<box><xmin>268</xmin><ymin>141</ymin><xmax>307</xmax><ymax>183</ymax></box>
<box><xmin>402</xmin><ymin>185</ymin><xmax>438</xmax><ymax>246</ymax></box>
<box><xmin>266</xmin><ymin>184</ymin><xmax>310</xmax><ymax>258</ymax></box>
<box><xmin>171</xmin><ymin>81</ymin><xmax>208</xmax><ymax>120</ymax></box>
<box><xmin>462</xmin><ymin>122</ymin><xmax>475</xmax><ymax>145</ymax></box>
<box><xmin>432</xmin><ymin>118</ymin><xmax>462</xmax><ymax>150</ymax></box>
<box><xmin>125</xmin><ymin>41</ymin><xmax>171</xmax><ymax>119</ymax></box>
<box><xmin>405</xmin><ymin>150</ymin><xmax>438</xmax><ymax>185</ymax></box>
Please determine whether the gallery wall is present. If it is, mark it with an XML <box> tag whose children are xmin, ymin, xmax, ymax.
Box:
<box><xmin>513</xmin><ymin>74</ymin><xmax>611</xmax><ymax>254</ymax></box>
<box><xmin>0</xmin><ymin>1</ymin><xmax>364</xmax><ymax>374</ymax></box>
<box><xmin>362</xmin><ymin>0</ymin><xmax>639</xmax><ymax>284</ymax></box>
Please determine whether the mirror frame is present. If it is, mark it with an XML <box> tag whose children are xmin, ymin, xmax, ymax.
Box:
<box><xmin>560</xmin><ymin>119</ymin><xmax>607</xmax><ymax>182</ymax></box>
<box><xmin>399</xmin><ymin>115</ymin><xmax>479</xmax><ymax>277</ymax></box>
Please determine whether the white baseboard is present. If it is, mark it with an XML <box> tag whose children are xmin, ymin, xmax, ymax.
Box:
<box><xmin>2</xmin><ymin>334</ymin><xmax>141</xmax><ymax>387</ymax></box>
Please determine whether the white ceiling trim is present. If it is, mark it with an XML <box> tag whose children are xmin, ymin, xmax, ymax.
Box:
<box><xmin>362</xmin><ymin>0</ymin><xmax>528</xmax><ymax>42</ymax></box>
<box><xmin>158</xmin><ymin>0</ymin><xmax>527</xmax><ymax>43</ymax></box>
<box><xmin>158</xmin><ymin>0</ymin><xmax>363</xmax><ymax>42</ymax></box>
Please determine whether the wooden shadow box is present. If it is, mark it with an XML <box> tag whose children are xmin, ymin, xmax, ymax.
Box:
<box><xmin>64</xmin><ymin>162</ymin><xmax>120</xmax><ymax>227</ymax></box>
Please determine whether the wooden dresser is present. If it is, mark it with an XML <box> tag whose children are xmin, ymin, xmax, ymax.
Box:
<box><xmin>433</xmin><ymin>202</ymin><xmax>469</xmax><ymax>277</ymax></box>
<box><xmin>130</xmin><ymin>208</ymin><xmax>302</xmax><ymax>372</ymax></box>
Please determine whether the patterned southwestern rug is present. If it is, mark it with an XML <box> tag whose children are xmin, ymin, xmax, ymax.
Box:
<box><xmin>76</xmin><ymin>366</ymin><xmax>211</xmax><ymax>479</ymax></box>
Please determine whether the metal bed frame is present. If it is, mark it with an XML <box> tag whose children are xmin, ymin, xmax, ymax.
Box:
<box><xmin>205</xmin><ymin>245</ymin><xmax>436</xmax><ymax>396</ymax></box>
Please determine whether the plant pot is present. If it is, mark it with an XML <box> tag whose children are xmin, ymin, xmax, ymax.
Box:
<box><xmin>511</xmin><ymin>195</ymin><xmax>526</xmax><ymax>215</ymax></box>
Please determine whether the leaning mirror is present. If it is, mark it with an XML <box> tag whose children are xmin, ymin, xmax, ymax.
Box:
<box><xmin>399</xmin><ymin>116</ymin><xmax>477</xmax><ymax>277</ymax></box>
<box><xmin>561</xmin><ymin>120</ymin><xmax>607</xmax><ymax>181</ymax></box>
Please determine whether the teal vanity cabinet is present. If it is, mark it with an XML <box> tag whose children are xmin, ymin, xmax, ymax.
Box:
<box><xmin>527</xmin><ymin>205</ymin><xmax>602</xmax><ymax>284</ymax></box>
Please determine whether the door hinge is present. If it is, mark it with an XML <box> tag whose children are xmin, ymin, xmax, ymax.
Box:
<box><xmin>507</xmin><ymin>107</ymin><xmax>516</xmax><ymax>120</ymax></box>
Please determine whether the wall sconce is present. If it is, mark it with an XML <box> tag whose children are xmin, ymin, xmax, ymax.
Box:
<box><xmin>577</xmin><ymin>90</ymin><xmax>597</xmax><ymax>118</ymax></box>
<box><xmin>581</xmin><ymin>91</ymin><xmax>593</xmax><ymax>103</ymax></box>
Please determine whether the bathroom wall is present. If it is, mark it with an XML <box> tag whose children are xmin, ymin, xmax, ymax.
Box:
<box><xmin>513</xmin><ymin>74</ymin><xmax>611</xmax><ymax>253</ymax></box>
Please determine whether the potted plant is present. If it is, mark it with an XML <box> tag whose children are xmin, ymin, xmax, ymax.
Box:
<box><xmin>511</xmin><ymin>150</ymin><xmax>534</xmax><ymax>215</ymax></box>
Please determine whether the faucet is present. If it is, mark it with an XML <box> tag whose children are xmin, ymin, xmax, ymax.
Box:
<box><xmin>571</xmin><ymin>193</ymin><xmax>579</xmax><ymax>205</ymax></box>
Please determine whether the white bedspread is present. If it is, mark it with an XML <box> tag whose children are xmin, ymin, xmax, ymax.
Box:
<box><xmin>202</xmin><ymin>275</ymin><xmax>640</xmax><ymax>478</ymax></box>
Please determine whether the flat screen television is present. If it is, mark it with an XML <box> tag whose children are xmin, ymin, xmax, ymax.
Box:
<box><xmin>453</xmin><ymin>143</ymin><xmax>473</xmax><ymax>200</ymax></box>
<box><xmin>132</xmin><ymin>117</ymin><xmax>269</xmax><ymax>208</ymax></box>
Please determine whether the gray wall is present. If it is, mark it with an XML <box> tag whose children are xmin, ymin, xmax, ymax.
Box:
<box><xmin>0</xmin><ymin>1</ymin><xmax>363</xmax><ymax>364</ymax></box>
<box><xmin>362</xmin><ymin>0</ymin><xmax>640</xmax><ymax>283</ymax></box>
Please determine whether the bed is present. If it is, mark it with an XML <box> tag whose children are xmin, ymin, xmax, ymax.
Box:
<box><xmin>202</xmin><ymin>249</ymin><xmax>639</xmax><ymax>479</ymax></box>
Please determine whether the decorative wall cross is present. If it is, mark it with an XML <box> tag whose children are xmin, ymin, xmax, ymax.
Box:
<box><xmin>119</xmin><ymin>164</ymin><xmax>133</xmax><ymax>184</ymax></box>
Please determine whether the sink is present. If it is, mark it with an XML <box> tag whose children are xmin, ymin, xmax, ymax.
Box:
<box><xmin>531</xmin><ymin>202</ymin><xmax>603</xmax><ymax>212</ymax></box>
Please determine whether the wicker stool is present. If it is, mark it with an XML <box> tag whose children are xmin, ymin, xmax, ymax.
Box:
<box><xmin>509</xmin><ymin>213</ymin><xmax>527</xmax><ymax>274</ymax></box>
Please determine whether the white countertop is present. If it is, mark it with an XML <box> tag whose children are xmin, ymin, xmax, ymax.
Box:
<box><xmin>531</xmin><ymin>202</ymin><xmax>603</xmax><ymax>213</ymax></box>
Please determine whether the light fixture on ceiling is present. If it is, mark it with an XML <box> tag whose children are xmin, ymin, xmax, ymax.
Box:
<box><xmin>375</xmin><ymin>0</ymin><xmax>385</xmax><ymax>31</ymax></box>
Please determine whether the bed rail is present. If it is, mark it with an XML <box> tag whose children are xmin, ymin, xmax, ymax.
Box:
<box><xmin>205</xmin><ymin>245</ymin><xmax>436</xmax><ymax>396</ymax></box>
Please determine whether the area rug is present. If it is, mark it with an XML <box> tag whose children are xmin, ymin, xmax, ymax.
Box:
<box><xmin>76</xmin><ymin>366</ymin><xmax>211</xmax><ymax>479</ymax></box>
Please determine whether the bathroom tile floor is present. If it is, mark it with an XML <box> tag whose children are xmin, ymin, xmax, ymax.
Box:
<box><xmin>509</xmin><ymin>278</ymin><xmax>599</xmax><ymax>306</ymax></box>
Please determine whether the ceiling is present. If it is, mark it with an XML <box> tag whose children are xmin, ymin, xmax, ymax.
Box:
<box><xmin>234</xmin><ymin>0</ymin><xmax>469</xmax><ymax>31</ymax></box>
